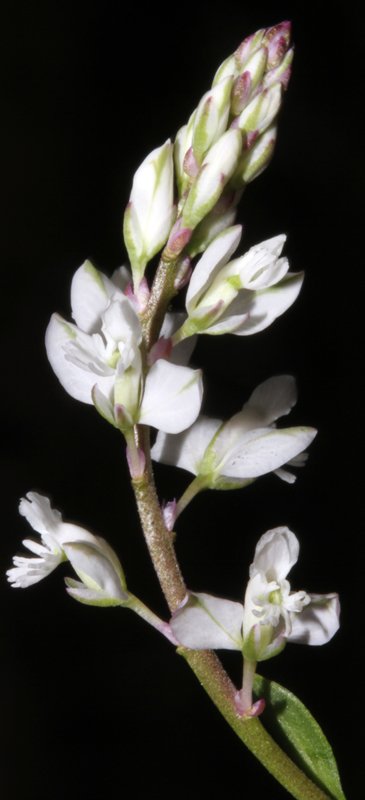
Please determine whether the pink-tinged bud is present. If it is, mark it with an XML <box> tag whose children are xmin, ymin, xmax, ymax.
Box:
<box><xmin>148</xmin><ymin>337</ymin><xmax>173</xmax><ymax>366</ymax></box>
<box><xmin>231</xmin><ymin>124</ymin><xmax>277</xmax><ymax>187</ymax></box>
<box><xmin>124</xmin><ymin>276</ymin><xmax>150</xmax><ymax>312</ymax></box>
<box><xmin>126</xmin><ymin>444</ymin><xmax>146</xmax><ymax>480</ymax></box>
<box><xmin>235</xmin><ymin>28</ymin><xmax>266</xmax><ymax>70</ymax></box>
<box><xmin>234</xmin><ymin>691</ymin><xmax>266</xmax><ymax>718</ymax></box>
<box><xmin>231</xmin><ymin>71</ymin><xmax>252</xmax><ymax>116</ymax></box>
<box><xmin>263</xmin><ymin>21</ymin><xmax>291</xmax><ymax>69</ymax></box>
<box><xmin>162</xmin><ymin>499</ymin><xmax>177</xmax><ymax>532</ymax></box>
<box><xmin>174</xmin><ymin>256</ymin><xmax>192</xmax><ymax>290</ymax></box>
<box><xmin>263</xmin><ymin>47</ymin><xmax>294</xmax><ymax>91</ymax></box>
<box><xmin>163</xmin><ymin>219</ymin><xmax>193</xmax><ymax>262</ymax></box>
<box><xmin>183</xmin><ymin>146</ymin><xmax>200</xmax><ymax>178</ymax></box>
<box><xmin>114</xmin><ymin>403</ymin><xmax>134</xmax><ymax>431</ymax></box>
<box><xmin>240</xmin><ymin>47</ymin><xmax>268</xmax><ymax>96</ymax></box>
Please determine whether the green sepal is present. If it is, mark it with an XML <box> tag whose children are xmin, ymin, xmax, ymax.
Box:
<box><xmin>254</xmin><ymin>674</ymin><xmax>346</xmax><ymax>800</ymax></box>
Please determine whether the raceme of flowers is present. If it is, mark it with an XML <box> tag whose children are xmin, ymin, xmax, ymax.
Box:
<box><xmin>45</xmin><ymin>261</ymin><xmax>203</xmax><ymax>434</ymax></box>
<box><xmin>152</xmin><ymin>375</ymin><xmax>317</xmax><ymax>490</ymax></box>
<box><xmin>6</xmin><ymin>492</ymin><xmax>128</xmax><ymax>606</ymax></box>
<box><xmin>170</xmin><ymin>527</ymin><xmax>340</xmax><ymax>660</ymax></box>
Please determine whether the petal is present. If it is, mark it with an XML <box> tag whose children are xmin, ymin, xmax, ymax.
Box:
<box><xmin>65</xmin><ymin>578</ymin><xmax>127</xmax><ymax>607</ymax></box>
<box><xmin>250</xmin><ymin>527</ymin><xmax>300</xmax><ymax>582</ymax></box>
<box><xmin>19</xmin><ymin>492</ymin><xmax>62</xmax><ymax>535</ymax></box>
<box><xmin>186</xmin><ymin>225</ymin><xmax>242</xmax><ymax>313</ymax></box>
<box><xmin>45</xmin><ymin>313</ymin><xmax>115</xmax><ymax>403</ymax></box>
<box><xmin>288</xmin><ymin>593</ymin><xmax>340</xmax><ymax>645</ymax></box>
<box><xmin>160</xmin><ymin>311</ymin><xmax>197</xmax><ymax>366</ymax></box>
<box><xmin>6</xmin><ymin>552</ymin><xmax>62</xmax><ymax>588</ymax></box>
<box><xmin>140</xmin><ymin>360</ymin><xmax>203</xmax><ymax>433</ymax></box>
<box><xmin>245</xmin><ymin>375</ymin><xmax>297</xmax><ymax>425</ymax></box>
<box><xmin>110</xmin><ymin>265</ymin><xmax>131</xmax><ymax>291</ymax></box>
<box><xmin>216</xmin><ymin>426</ymin><xmax>317</xmax><ymax>479</ymax></box>
<box><xmin>171</xmin><ymin>592</ymin><xmax>244</xmax><ymax>650</ymax></box>
<box><xmin>230</xmin><ymin>272</ymin><xmax>304</xmax><ymax>335</ymax></box>
<box><xmin>151</xmin><ymin>416</ymin><xmax>221</xmax><ymax>474</ymax></box>
<box><xmin>102</xmin><ymin>296</ymin><xmax>142</xmax><ymax>346</ymax></box>
<box><xmin>63</xmin><ymin>541</ymin><xmax>128</xmax><ymax>601</ymax></box>
<box><xmin>71</xmin><ymin>261</ymin><xmax>123</xmax><ymax>333</ymax></box>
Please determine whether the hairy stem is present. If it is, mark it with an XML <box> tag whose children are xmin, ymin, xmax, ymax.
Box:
<box><xmin>130</xmin><ymin>445</ymin><xmax>331</xmax><ymax>799</ymax></box>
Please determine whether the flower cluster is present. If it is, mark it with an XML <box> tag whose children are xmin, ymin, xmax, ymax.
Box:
<box><xmin>7</xmin><ymin>22</ymin><xmax>340</xmax><ymax>745</ymax></box>
<box><xmin>170</xmin><ymin>528</ymin><xmax>340</xmax><ymax>660</ymax></box>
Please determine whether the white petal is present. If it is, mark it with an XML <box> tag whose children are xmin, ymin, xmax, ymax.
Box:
<box><xmin>92</xmin><ymin>385</ymin><xmax>116</xmax><ymax>426</ymax></box>
<box><xmin>217</xmin><ymin>426</ymin><xmax>317</xmax><ymax>479</ymax></box>
<box><xmin>171</xmin><ymin>592</ymin><xmax>244</xmax><ymax>650</ymax></box>
<box><xmin>71</xmin><ymin>261</ymin><xmax>123</xmax><ymax>333</ymax></box>
<box><xmin>110</xmin><ymin>265</ymin><xmax>131</xmax><ymax>291</ymax></box>
<box><xmin>65</xmin><ymin>578</ymin><xmax>127</xmax><ymax>607</ymax></box>
<box><xmin>19</xmin><ymin>492</ymin><xmax>62</xmax><ymax>535</ymax></box>
<box><xmin>140</xmin><ymin>360</ymin><xmax>203</xmax><ymax>433</ymax></box>
<box><xmin>246</xmin><ymin>375</ymin><xmax>297</xmax><ymax>425</ymax></box>
<box><xmin>288</xmin><ymin>593</ymin><xmax>340</xmax><ymax>645</ymax></box>
<box><xmin>186</xmin><ymin>225</ymin><xmax>242</xmax><ymax>313</ymax></box>
<box><xmin>231</xmin><ymin>272</ymin><xmax>304</xmax><ymax>335</ymax></box>
<box><xmin>102</xmin><ymin>296</ymin><xmax>142</xmax><ymax>346</ymax></box>
<box><xmin>160</xmin><ymin>312</ymin><xmax>197</xmax><ymax>366</ymax></box>
<box><xmin>45</xmin><ymin>313</ymin><xmax>115</xmax><ymax>403</ymax></box>
<box><xmin>251</xmin><ymin>527</ymin><xmax>299</xmax><ymax>582</ymax></box>
<box><xmin>151</xmin><ymin>416</ymin><xmax>221</xmax><ymax>474</ymax></box>
<box><xmin>63</xmin><ymin>541</ymin><xmax>127</xmax><ymax>601</ymax></box>
<box><xmin>6</xmin><ymin>552</ymin><xmax>62</xmax><ymax>588</ymax></box>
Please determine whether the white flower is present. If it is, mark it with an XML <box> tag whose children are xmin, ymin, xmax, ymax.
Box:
<box><xmin>152</xmin><ymin>375</ymin><xmax>317</xmax><ymax>490</ymax></box>
<box><xmin>170</xmin><ymin>527</ymin><xmax>340</xmax><ymax>660</ymax></box>
<box><xmin>6</xmin><ymin>492</ymin><xmax>128</xmax><ymax>606</ymax></box>
<box><xmin>174</xmin><ymin>225</ymin><xmax>303</xmax><ymax>340</ymax></box>
<box><xmin>45</xmin><ymin>261</ymin><xmax>203</xmax><ymax>434</ymax></box>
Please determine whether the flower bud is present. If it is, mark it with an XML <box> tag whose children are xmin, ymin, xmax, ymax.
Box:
<box><xmin>234</xmin><ymin>84</ymin><xmax>282</xmax><ymax>143</ymax></box>
<box><xmin>174</xmin><ymin>113</ymin><xmax>196</xmax><ymax>195</ymax></box>
<box><xmin>231</xmin><ymin>124</ymin><xmax>277</xmax><ymax>187</ymax></box>
<box><xmin>182</xmin><ymin>129</ymin><xmax>242</xmax><ymax>230</ymax></box>
<box><xmin>192</xmin><ymin>76</ymin><xmax>234</xmax><ymax>164</ymax></box>
<box><xmin>123</xmin><ymin>140</ymin><xmax>175</xmax><ymax>283</ymax></box>
<box><xmin>263</xmin><ymin>47</ymin><xmax>294</xmax><ymax>91</ymax></box>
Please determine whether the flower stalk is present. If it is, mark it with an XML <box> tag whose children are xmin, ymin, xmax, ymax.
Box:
<box><xmin>130</xmin><ymin>434</ymin><xmax>332</xmax><ymax>800</ymax></box>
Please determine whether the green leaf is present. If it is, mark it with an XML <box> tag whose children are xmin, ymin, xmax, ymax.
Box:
<box><xmin>254</xmin><ymin>674</ymin><xmax>346</xmax><ymax>800</ymax></box>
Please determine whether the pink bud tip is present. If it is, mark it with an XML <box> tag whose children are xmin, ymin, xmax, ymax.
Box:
<box><xmin>234</xmin><ymin>691</ymin><xmax>266</xmax><ymax>718</ymax></box>
<box><xmin>231</xmin><ymin>71</ymin><xmax>252</xmax><ymax>116</ymax></box>
<box><xmin>148</xmin><ymin>337</ymin><xmax>173</xmax><ymax>366</ymax></box>
<box><xmin>124</xmin><ymin>277</ymin><xmax>150</xmax><ymax>312</ymax></box>
<box><xmin>126</xmin><ymin>445</ymin><xmax>146</xmax><ymax>480</ymax></box>
<box><xmin>162</xmin><ymin>499</ymin><xmax>177</xmax><ymax>532</ymax></box>
<box><xmin>264</xmin><ymin>21</ymin><xmax>292</xmax><ymax>68</ymax></box>
<box><xmin>174</xmin><ymin>256</ymin><xmax>192</xmax><ymax>290</ymax></box>
<box><xmin>183</xmin><ymin>146</ymin><xmax>200</xmax><ymax>178</ymax></box>
<box><xmin>163</xmin><ymin>219</ymin><xmax>192</xmax><ymax>262</ymax></box>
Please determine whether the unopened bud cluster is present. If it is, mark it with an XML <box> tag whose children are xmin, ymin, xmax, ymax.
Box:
<box><xmin>123</xmin><ymin>22</ymin><xmax>293</xmax><ymax>282</ymax></box>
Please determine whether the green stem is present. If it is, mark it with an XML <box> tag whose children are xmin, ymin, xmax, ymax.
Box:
<box><xmin>125</xmin><ymin>593</ymin><xmax>177</xmax><ymax>644</ymax></box>
<box><xmin>180</xmin><ymin>648</ymin><xmax>330</xmax><ymax>800</ymax></box>
<box><xmin>130</xmin><ymin>455</ymin><xmax>330</xmax><ymax>799</ymax></box>
<box><xmin>175</xmin><ymin>475</ymin><xmax>207</xmax><ymax>520</ymax></box>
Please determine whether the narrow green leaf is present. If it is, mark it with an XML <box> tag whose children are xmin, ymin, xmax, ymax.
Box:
<box><xmin>254</xmin><ymin>674</ymin><xmax>346</xmax><ymax>800</ymax></box>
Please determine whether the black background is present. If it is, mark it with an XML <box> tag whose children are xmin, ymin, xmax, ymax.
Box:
<box><xmin>1</xmin><ymin>2</ymin><xmax>362</xmax><ymax>798</ymax></box>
